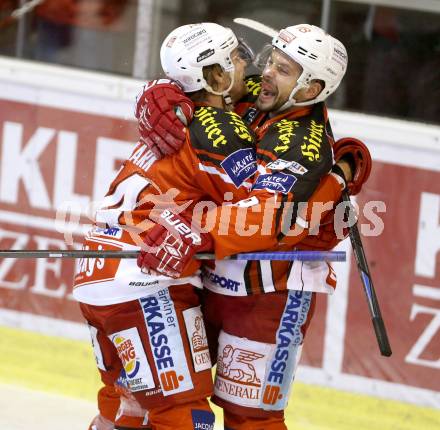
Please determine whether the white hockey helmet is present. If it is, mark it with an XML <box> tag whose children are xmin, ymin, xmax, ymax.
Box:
<box><xmin>160</xmin><ymin>23</ymin><xmax>244</xmax><ymax>94</ymax></box>
<box><xmin>271</xmin><ymin>24</ymin><xmax>348</xmax><ymax>106</ymax></box>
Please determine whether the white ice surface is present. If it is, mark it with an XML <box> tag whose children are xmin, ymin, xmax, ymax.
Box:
<box><xmin>0</xmin><ymin>383</ymin><xmax>97</xmax><ymax>430</ymax></box>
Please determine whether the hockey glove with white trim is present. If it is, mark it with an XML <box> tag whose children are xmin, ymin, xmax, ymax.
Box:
<box><xmin>333</xmin><ymin>137</ymin><xmax>372</xmax><ymax>195</ymax></box>
<box><xmin>298</xmin><ymin>206</ymin><xmax>349</xmax><ymax>251</ymax></box>
<box><xmin>137</xmin><ymin>209</ymin><xmax>212</xmax><ymax>278</ymax></box>
<box><xmin>135</xmin><ymin>79</ymin><xmax>194</xmax><ymax>159</ymax></box>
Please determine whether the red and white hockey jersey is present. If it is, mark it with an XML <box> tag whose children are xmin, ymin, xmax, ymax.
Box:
<box><xmin>203</xmin><ymin>93</ymin><xmax>342</xmax><ymax>296</ymax></box>
<box><xmin>73</xmin><ymin>106</ymin><xmax>255</xmax><ymax>305</ymax></box>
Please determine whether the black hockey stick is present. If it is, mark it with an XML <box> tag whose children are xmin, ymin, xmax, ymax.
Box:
<box><xmin>343</xmin><ymin>192</ymin><xmax>392</xmax><ymax>356</ymax></box>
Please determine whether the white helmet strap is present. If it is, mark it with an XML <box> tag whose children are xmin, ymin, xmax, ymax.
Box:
<box><xmin>276</xmin><ymin>71</ymin><xmax>316</xmax><ymax>112</ymax></box>
<box><xmin>203</xmin><ymin>69</ymin><xmax>235</xmax><ymax>110</ymax></box>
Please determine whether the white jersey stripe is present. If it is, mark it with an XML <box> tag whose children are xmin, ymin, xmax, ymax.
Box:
<box><xmin>260</xmin><ymin>261</ymin><xmax>276</xmax><ymax>293</ymax></box>
<box><xmin>198</xmin><ymin>163</ymin><xmax>252</xmax><ymax>189</ymax></box>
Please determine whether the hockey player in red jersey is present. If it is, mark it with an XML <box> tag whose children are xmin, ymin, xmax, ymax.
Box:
<box><xmin>74</xmin><ymin>23</ymin><xmax>259</xmax><ymax>430</ymax></box>
<box><xmin>136</xmin><ymin>24</ymin><xmax>371</xmax><ymax>430</ymax></box>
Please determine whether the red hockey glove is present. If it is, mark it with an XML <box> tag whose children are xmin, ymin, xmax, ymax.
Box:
<box><xmin>298</xmin><ymin>206</ymin><xmax>349</xmax><ymax>251</ymax></box>
<box><xmin>333</xmin><ymin>137</ymin><xmax>372</xmax><ymax>195</ymax></box>
<box><xmin>135</xmin><ymin>79</ymin><xmax>194</xmax><ymax>159</ymax></box>
<box><xmin>137</xmin><ymin>209</ymin><xmax>212</xmax><ymax>278</ymax></box>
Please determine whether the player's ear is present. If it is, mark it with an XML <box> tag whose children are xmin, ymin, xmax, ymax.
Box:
<box><xmin>203</xmin><ymin>64</ymin><xmax>224</xmax><ymax>91</ymax></box>
<box><xmin>212</xmin><ymin>65</ymin><xmax>230</xmax><ymax>91</ymax></box>
<box><xmin>304</xmin><ymin>80</ymin><xmax>324</xmax><ymax>100</ymax></box>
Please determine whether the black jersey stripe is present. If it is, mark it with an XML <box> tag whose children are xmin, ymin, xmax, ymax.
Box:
<box><xmin>243</xmin><ymin>261</ymin><xmax>254</xmax><ymax>295</ymax></box>
<box><xmin>256</xmin><ymin>261</ymin><xmax>266</xmax><ymax>294</ymax></box>
<box><xmin>195</xmin><ymin>152</ymin><xmax>224</xmax><ymax>168</ymax></box>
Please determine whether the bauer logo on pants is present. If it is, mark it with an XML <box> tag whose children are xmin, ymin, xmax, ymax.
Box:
<box><xmin>183</xmin><ymin>306</ymin><xmax>212</xmax><ymax>372</ymax></box>
<box><xmin>109</xmin><ymin>327</ymin><xmax>155</xmax><ymax>392</ymax></box>
<box><xmin>140</xmin><ymin>289</ymin><xmax>194</xmax><ymax>396</ymax></box>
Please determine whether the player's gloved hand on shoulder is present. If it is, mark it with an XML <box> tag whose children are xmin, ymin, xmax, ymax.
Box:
<box><xmin>332</xmin><ymin>137</ymin><xmax>372</xmax><ymax>195</ymax></box>
<box><xmin>135</xmin><ymin>79</ymin><xmax>194</xmax><ymax>159</ymax></box>
<box><xmin>298</xmin><ymin>206</ymin><xmax>349</xmax><ymax>251</ymax></box>
<box><xmin>137</xmin><ymin>209</ymin><xmax>212</xmax><ymax>278</ymax></box>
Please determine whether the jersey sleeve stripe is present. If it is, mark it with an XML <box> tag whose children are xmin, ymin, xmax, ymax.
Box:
<box><xmin>260</xmin><ymin>261</ymin><xmax>276</xmax><ymax>293</ymax></box>
<box><xmin>256</xmin><ymin>262</ymin><xmax>266</xmax><ymax>294</ymax></box>
<box><xmin>256</xmin><ymin>148</ymin><xmax>278</xmax><ymax>163</ymax></box>
<box><xmin>243</xmin><ymin>261</ymin><xmax>255</xmax><ymax>295</ymax></box>
<box><xmin>194</xmin><ymin>148</ymin><xmax>227</xmax><ymax>162</ymax></box>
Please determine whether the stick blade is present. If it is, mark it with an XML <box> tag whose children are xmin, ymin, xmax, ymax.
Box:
<box><xmin>372</xmin><ymin>317</ymin><xmax>392</xmax><ymax>357</ymax></box>
<box><xmin>233</xmin><ymin>18</ymin><xmax>278</xmax><ymax>38</ymax></box>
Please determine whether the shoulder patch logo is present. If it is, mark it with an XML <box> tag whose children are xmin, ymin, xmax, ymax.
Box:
<box><xmin>253</xmin><ymin>172</ymin><xmax>297</xmax><ymax>194</ymax></box>
<box><xmin>266</xmin><ymin>159</ymin><xmax>308</xmax><ymax>175</ymax></box>
<box><xmin>221</xmin><ymin>148</ymin><xmax>257</xmax><ymax>187</ymax></box>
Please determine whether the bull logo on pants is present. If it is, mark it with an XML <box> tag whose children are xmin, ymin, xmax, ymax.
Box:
<box><xmin>217</xmin><ymin>344</ymin><xmax>264</xmax><ymax>385</ymax></box>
